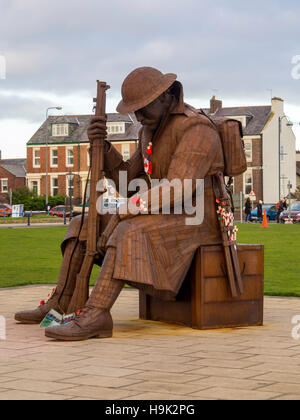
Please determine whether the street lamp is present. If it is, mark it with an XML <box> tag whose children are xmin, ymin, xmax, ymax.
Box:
<box><xmin>45</xmin><ymin>106</ymin><xmax>63</xmax><ymax>212</ymax></box>
<box><xmin>67</xmin><ymin>171</ymin><xmax>74</xmax><ymax>220</ymax></box>
<box><xmin>278</xmin><ymin>115</ymin><xmax>293</xmax><ymax>201</ymax></box>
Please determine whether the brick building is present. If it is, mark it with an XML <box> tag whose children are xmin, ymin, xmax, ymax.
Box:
<box><xmin>205</xmin><ymin>96</ymin><xmax>296</xmax><ymax>204</ymax></box>
<box><xmin>0</xmin><ymin>155</ymin><xmax>26</xmax><ymax>202</ymax></box>
<box><xmin>26</xmin><ymin>113</ymin><xmax>141</xmax><ymax>202</ymax></box>
<box><xmin>26</xmin><ymin>99</ymin><xmax>297</xmax><ymax>205</ymax></box>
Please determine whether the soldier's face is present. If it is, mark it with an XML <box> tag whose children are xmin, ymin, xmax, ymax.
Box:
<box><xmin>135</xmin><ymin>92</ymin><xmax>172</xmax><ymax>130</ymax></box>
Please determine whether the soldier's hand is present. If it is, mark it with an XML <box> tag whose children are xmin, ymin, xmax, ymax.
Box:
<box><xmin>87</xmin><ymin>116</ymin><xmax>107</xmax><ymax>142</ymax></box>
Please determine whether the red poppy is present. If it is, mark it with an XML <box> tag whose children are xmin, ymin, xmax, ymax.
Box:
<box><xmin>144</xmin><ymin>159</ymin><xmax>153</xmax><ymax>175</ymax></box>
<box><xmin>146</xmin><ymin>143</ymin><xmax>153</xmax><ymax>155</ymax></box>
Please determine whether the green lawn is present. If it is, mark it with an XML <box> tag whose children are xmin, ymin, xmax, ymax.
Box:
<box><xmin>0</xmin><ymin>224</ymin><xmax>299</xmax><ymax>296</ymax></box>
<box><xmin>0</xmin><ymin>227</ymin><xmax>100</xmax><ymax>288</ymax></box>
<box><xmin>236</xmin><ymin>223</ymin><xmax>300</xmax><ymax>297</ymax></box>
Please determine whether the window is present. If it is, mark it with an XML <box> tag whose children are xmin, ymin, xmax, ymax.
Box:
<box><xmin>244</xmin><ymin>169</ymin><xmax>253</xmax><ymax>195</ymax></box>
<box><xmin>107</xmin><ymin>122</ymin><xmax>125</xmax><ymax>134</ymax></box>
<box><xmin>67</xmin><ymin>175</ymin><xmax>74</xmax><ymax>197</ymax></box>
<box><xmin>33</xmin><ymin>149</ymin><xmax>41</xmax><ymax>167</ymax></box>
<box><xmin>51</xmin><ymin>149</ymin><xmax>58</xmax><ymax>167</ymax></box>
<box><xmin>1</xmin><ymin>179</ymin><xmax>8</xmax><ymax>193</ymax></box>
<box><xmin>66</xmin><ymin>148</ymin><xmax>74</xmax><ymax>167</ymax></box>
<box><xmin>52</xmin><ymin>178</ymin><xmax>59</xmax><ymax>196</ymax></box>
<box><xmin>122</xmin><ymin>144</ymin><xmax>130</xmax><ymax>161</ymax></box>
<box><xmin>52</xmin><ymin>124</ymin><xmax>69</xmax><ymax>137</ymax></box>
<box><xmin>291</xmin><ymin>202</ymin><xmax>300</xmax><ymax>211</ymax></box>
<box><xmin>32</xmin><ymin>181</ymin><xmax>38</xmax><ymax>195</ymax></box>
<box><xmin>244</xmin><ymin>140</ymin><xmax>252</xmax><ymax>162</ymax></box>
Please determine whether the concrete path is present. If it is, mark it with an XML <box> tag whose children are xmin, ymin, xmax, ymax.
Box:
<box><xmin>0</xmin><ymin>286</ymin><xmax>300</xmax><ymax>400</ymax></box>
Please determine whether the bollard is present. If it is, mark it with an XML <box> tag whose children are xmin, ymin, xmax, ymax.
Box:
<box><xmin>27</xmin><ymin>214</ymin><xmax>30</xmax><ymax>227</ymax></box>
<box><xmin>38</xmin><ymin>211</ymin><xmax>41</xmax><ymax>221</ymax></box>
<box><xmin>63</xmin><ymin>210</ymin><xmax>67</xmax><ymax>225</ymax></box>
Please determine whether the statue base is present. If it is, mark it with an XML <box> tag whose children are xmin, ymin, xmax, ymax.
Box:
<box><xmin>139</xmin><ymin>244</ymin><xmax>264</xmax><ymax>330</ymax></box>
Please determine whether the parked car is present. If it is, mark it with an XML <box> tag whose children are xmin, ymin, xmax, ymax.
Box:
<box><xmin>250</xmin><ymin>204</ymin><xmax>277</xmax><ymax>222</ymax></box>
<box><xmin>73</xmin><ymin>202</ymin><xmax>89</xmax><ymax>216</ymax></box>
<box><xmin>49</xmin><ymin>206</ymin><xmax>69</xmax><ymax>218</ymax></box>
<box><xmin>0</xmin><ymin>204</ymin><xmax>12</xmax><ymax>217</ymax></box>
<box><xmin>279</xmin><ymin>201</ymin><xmax>300</xmax><ymax>224</ymax></box>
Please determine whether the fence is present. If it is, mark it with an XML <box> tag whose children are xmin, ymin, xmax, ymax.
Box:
<box><xmin>0</xmin><ymin>211</ymin><xmax>68</xmax><ymax>226</ymax></box>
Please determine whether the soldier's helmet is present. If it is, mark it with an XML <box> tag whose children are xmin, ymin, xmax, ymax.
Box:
<box><xmin>117</xmin><ymin>67</ymin><xmax>177</xmax><ymax>114</ymax></box>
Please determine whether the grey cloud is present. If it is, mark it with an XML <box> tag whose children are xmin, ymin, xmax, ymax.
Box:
<box><xmin>0</xmin><ymin>0</ymin><xmax>300</xmax><ymax>119</ymax></box>
<box><xmin>0</xmin><ymin>94</ymin><xmax>56</xmax><ymax>122</ymax></box>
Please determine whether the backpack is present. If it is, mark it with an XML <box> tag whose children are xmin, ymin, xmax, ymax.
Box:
<box><xmin>200</xmin><ymin>110</ymin><xmax>247</xmax><ymax>177</ymax></box>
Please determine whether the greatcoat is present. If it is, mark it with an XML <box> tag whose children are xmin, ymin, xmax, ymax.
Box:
<box><xmin>63</xmin><ymin>83</ymin><xmax>224</xmax><ymax>301</ymax></box>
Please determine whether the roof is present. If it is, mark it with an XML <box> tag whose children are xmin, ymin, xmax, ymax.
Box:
<box><xmin>0</xmin><ymin>158</ymin><xmax>26</xmax><ymax>166</ymax></box>
<box><xmin>0</xmin><ymin>162</ymin><xmax>26</xmax><ymax>178</ymax></box>
<box><xmin>203</xmin><ymin>105</ymin><xmax>272</xmax><ymax>136</ymax></box>
<box><xmin>27</xmin><ymin>113</ymin><xmax>141</xmax><ymax>145</ymax></box>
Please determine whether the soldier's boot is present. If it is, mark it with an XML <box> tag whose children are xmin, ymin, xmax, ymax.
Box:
<box><xmin>15</xmin><ymin>238</ymin><xmax>86</xmax><ymax>324</ymax></box>
<box><xmin>45</xmin><ymin>247</ymin><xmax>123</xmax><ymax>341</ymax></box>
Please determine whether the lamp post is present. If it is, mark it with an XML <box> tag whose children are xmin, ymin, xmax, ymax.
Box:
<box><xmin>287</xmin><ymin>180</ymin><xmax>292</xmax><ymax>220</ymax></box>
<box><xmin>45</xmin><ymin>106</ymin><xmax>62</xmax><ymax>213</ymax></box>
<box><xmin>278</xmin><ymin>116</ymin><xmax>293</xmax><ymax>201</ymax></box>
<box><xmin>67</xmin><ymin>171</ymin><xmax>74</xmax><ymax>221</ymax></box>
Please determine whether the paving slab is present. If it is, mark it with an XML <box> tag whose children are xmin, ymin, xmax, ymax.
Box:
<box><xmin>0</xmin><ymin>286</ymin><xmax>300</xmax><ymax>400</ymax></box>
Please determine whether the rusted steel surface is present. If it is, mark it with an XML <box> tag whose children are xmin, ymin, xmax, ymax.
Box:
<box><xmin>140</xmin><ymin>244</ymin><xmax>264</xmax><ymax>330</ymax></box>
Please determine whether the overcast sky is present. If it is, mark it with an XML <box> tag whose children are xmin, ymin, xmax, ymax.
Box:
<box><xmin>0</xmin><ymin>0</ymin><xmax>300</xmax><ymax>158</ymax></box>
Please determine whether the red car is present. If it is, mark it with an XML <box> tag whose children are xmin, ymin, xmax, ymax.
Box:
<box><xmin>49</xmin><ymin>206</ymin><xmax>69</xmax><ymax>218</ymax></box>
<box><xmin>0</xmin><ymin>204</ymin><xmax>12</xmax><ymax>217</ymax></box>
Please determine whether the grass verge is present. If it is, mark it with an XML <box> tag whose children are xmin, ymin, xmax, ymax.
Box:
<box><xmin>0</xmin><ymin>224</ymin><xmax>299</xmax><ymax>296</ymax></box>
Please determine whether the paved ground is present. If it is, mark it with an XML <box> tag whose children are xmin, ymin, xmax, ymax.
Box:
<box><xmin>0</xmin><ymin>286</ymin><xmax>300</xmax><ymax>400</ymax></box>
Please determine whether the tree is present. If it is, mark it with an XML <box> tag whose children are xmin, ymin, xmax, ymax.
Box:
<box><xmin>5</xmin><ymin>187</ymin><xmax>66</xmax><ymax>211</ymax></box>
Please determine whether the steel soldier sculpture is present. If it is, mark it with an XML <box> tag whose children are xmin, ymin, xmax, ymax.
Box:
<box><xmin>15</xmin><ymin>66</ymin><xmax>243</xmax><ymax>341</ymax></box>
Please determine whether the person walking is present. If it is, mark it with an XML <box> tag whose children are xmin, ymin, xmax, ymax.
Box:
<box><xmin>245</xmin><ymin>197</ymin><xmax>252</xmax><ymax>223</ymax></box>
<box><xmin>276</xmin><ymin>199</ymin><xmax>284</xmax><ymax>224</ymax></box>
<box><xmin>257</xmin><ymin>200</ymin><xmax>263</xmax><ymax>223</ymax></box>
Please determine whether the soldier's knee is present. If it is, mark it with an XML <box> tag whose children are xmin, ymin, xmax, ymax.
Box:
<box><xmin>62</xmin><ymin>215</ymin><xmax>88</xmax><ymax>252</ymax></box>
<box><xmin>68</xmin><ymin>215</ymin><xmax>82</xmax><ymax>231</ymax></box>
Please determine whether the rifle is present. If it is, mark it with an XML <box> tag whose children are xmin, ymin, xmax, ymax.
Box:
<box><xmin>67</xmin><ymin>81</ymin><xmax>110</xmax><ymax>314</ymax></box>
<box><xmin>213</xmin><ymin>172</ymin><xmax>244</xmax><ymax>297</ymax></box>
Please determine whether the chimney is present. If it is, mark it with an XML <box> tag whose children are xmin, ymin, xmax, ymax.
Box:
<box><xmin>210</xmin><ymin>96</ymin><xmax>222</xmax><ymax>114</ymax></box>
<box><xmin>0</xmin><ymin>150</ymin><xmax>2</xmax><ymax>161</ymax></box>
<box><xmin>271</xmin><ymin>97</ymin><xmax>284</xmax><ymax>115</ymax></box>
